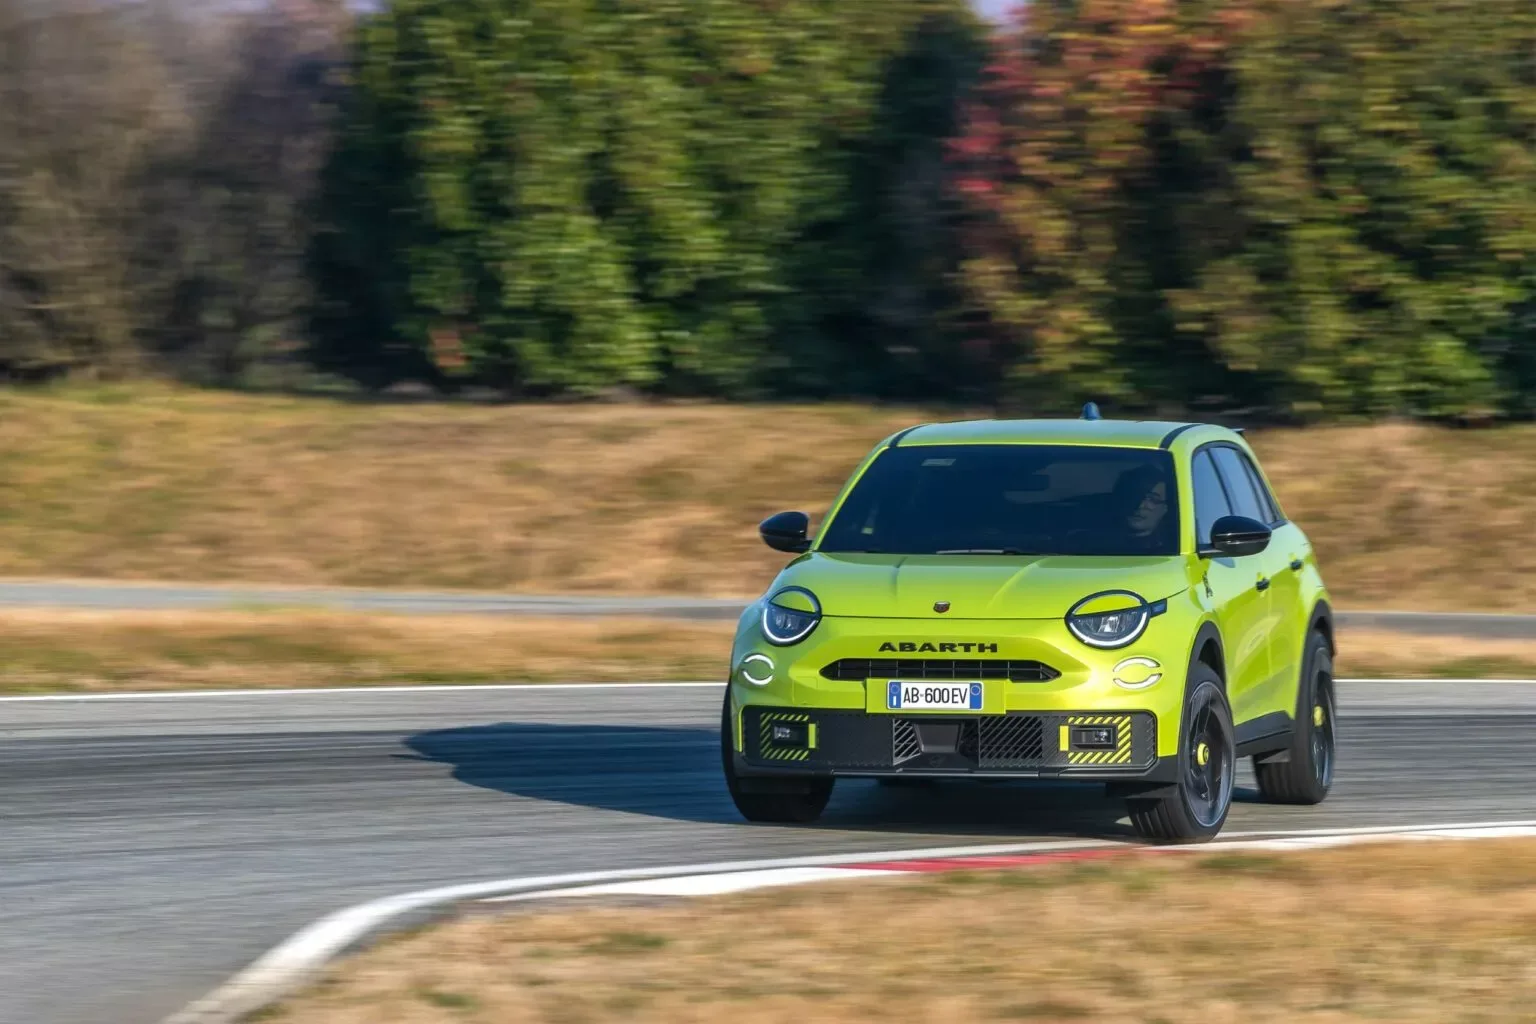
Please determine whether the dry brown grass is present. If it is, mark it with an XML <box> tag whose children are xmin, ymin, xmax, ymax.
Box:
<box><xmin>0</xmin><ymin>610</ymin><xmax>734</xmax><ymax>693</ymax></box>
<box><xmin>271</xmin><ymin>838</ymin><xmax>1536</xmax><ymax>1024</ymax></box>
<box><xmin>2</xmin><ymin>385</ymin><xmax>1534</xmax><ymax>608</ymax></box>
<box><xmin>1335</xmin><ymin>629</ymin><xmax>1536</xmax><ymax>679</ymax></box>
<box><xmin>0</xmin><ymin>384</ymin><xmax>931</xmax><ymax>596</ymax></box>
<box><xmin>1246</xmin><ymin>422</ymin><xmax>1536</xmax><ymax>612</ymax></box>
<box><xmin>1</xmin><ymin>614</ymin><xmax>1533</xmax><ymax>695</ymax></box>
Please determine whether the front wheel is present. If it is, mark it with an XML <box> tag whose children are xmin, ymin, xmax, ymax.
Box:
<box><xmin>1127</xmin><ymin>667</ymin><xmax>1235</xmax><ymax>843</ymax></box>
<box><xmin>721</xmin><ymin>691</ymin><xmax>833</xmax><ymax>824</ymax></box>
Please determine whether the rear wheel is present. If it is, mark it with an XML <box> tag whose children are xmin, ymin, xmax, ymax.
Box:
<box><xmin>1255</xmin><ymin>629</ymin><xmax>1336</xmax><ymax>804</ymax></box>
<box><xmin>1127</xmin><ymin>665</ymin><xmax>1235</xmax><ymax>843</ymax></box>
<box><xmin>721</xmin><ymin>690</ymin><xmax>833</xmax><ymax>824</ymax></box>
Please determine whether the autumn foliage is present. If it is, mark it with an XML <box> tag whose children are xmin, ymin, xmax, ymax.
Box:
<box><xmin>950</xmin><ymin>0</ymin><xmax>1536</xmax><ymax>419</ymax></box>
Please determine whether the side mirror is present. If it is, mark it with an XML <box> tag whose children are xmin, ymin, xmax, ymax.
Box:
<box><xmin>1200</xmin><ymin>515</ymin><xmax>1271</xmax><ymax>559</ymax></box>
<box><xmin>759</xmin><ymin>510</ymin><xmax>811</xmax><ymax>554</ymax></box>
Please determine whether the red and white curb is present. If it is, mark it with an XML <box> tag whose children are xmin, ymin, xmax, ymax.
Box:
<box><xmin>162</xmin><ymin>819</ymin><xmax>1536</xmax><ymax>1024</ymax></box>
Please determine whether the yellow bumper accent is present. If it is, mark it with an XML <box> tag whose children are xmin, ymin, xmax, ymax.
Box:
<box><xmin>1064</xmin><ymin>714</ymin><xmax>1134</xmax><ymax>766</ymax></box>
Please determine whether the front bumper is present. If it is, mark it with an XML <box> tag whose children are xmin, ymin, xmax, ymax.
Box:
<box><xmin>733</xmin><ymin>703</ymin><xmax>1174</xmax><ymax>781</ymax></box>
<box><xmin>729</xmin><ymin>608</ymin><xmax>1194</xmax><ymax>777</ymax></box>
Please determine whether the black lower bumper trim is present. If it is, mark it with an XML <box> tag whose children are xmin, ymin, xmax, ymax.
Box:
<box><xmin>739</xmin><ymin>705</ymin><xmax>1159</xmax><ymax>778</ymax></box>
<box><xmin>733</xmin><ymin>753</ymin><xmax>1179</xmax><ymax>784</ymax></box>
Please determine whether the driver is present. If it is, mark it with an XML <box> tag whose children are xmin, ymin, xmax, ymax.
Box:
<box><xmin>1113</xmin><ymin>465</ymin><xmax>1171</xmax><ymax>547</ymax></box>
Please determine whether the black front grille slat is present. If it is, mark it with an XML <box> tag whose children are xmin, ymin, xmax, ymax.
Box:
<box><xmin>892</xmin><ymin>720</ymin><xmax>921</xmax><ymax>763</ymax></box>
<box><xmin>821</xmin><ymin>658</ymin><xmax>1059</xmax><ymax>683</ymax></box>
<box><xmin>979</xmin><ymin>716</ymin><xmax>1045</xmax><ymax>767</ymax></box>
<box><xmin>813</xmin><ymin>712</ymin><xmax>892</xmax><ymax>768</ymax></box>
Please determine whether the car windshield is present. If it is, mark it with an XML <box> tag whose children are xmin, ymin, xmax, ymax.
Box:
<box><xmin>817</xmin><ymin>444</ymin><xmax>1180</xmax><ymax>557</ymax></box>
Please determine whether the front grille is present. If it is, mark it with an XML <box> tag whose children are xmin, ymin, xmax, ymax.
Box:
<box><xmin>777</xmin><ymin>709</ymin><xmax>893</xmax><ymax>769</ymax></box>
<box><xmin>979</xmin><ymin>715</ymin><xmax>1045</xmax><ymax>767</ymax></box>
<box><xmin>820</xmin><ymin>658</ymin><xmax>1059</xmax><ymax>683</ymax></box>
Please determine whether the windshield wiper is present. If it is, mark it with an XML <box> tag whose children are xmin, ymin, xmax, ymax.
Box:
<box><xmin>935</xmin><ymin>548</ymin><xmax>1031</xmax><ymax>555</ymax></box>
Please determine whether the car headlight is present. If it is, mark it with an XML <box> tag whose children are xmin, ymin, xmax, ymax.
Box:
<box><xmin>761</xmin><ymin>586</ymin><xmax>821</xmax><ymax>645</ymax></box>
<box><xmin>1065</xmin><ymin>591</ymin><xmax>1165</xmax><ymax>649</ymax></box>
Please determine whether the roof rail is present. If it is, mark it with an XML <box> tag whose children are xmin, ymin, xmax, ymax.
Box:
<box><xmin>1081</xmin><ymin>402</ymin><xmax>1102</xmax><ymax>421</ymax></box>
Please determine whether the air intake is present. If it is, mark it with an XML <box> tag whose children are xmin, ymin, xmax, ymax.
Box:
<box><xmin>820</xmin><ymin>659</ymin><xmax>1059</xmax><ymax>683</ymax></box>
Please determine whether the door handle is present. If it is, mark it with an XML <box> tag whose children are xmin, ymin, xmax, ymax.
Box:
<box><xmin>1289</xmin><ymin>559</ymin><xmax>1303</xmax><ymax>571</ymax></box>
<box><xmin>1256</xmin><ymin>577</ymin><xmax>1271</xmax><ymax>592</ymax></box>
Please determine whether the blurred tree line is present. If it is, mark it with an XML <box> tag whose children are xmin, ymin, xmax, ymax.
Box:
<box><xmin>3</xmin><ymin>0</ymin><xmax>1534</xmax><ymax>420</ymax></box>
<box><xmin>0</xmin><ymin>0</ymin><xmax>348</xmax><ymax>385</ymax></box>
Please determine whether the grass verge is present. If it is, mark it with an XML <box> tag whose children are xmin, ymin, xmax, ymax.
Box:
<box><xmin>0</xmin><ymin>610</ymin><xmax>732</xmax><ymax>693</ymax></box>
<box><xmin>0</xmin><ymin>614</ymin><xmax>1532</xmax><ymax>694</ymax></box>
<box><xmin>1340</xmin><ymin>629</ymin><xmax>1536</xmax><ymax>680</ymax></box>
<box><xmin>3</xmin><ymin>384</ymin><xmax>1536</xmax><ymax>609</ymax></box>
<box><xmin>267</xmin><ymin>838</ymin><xmax>1536</xmax><ymax>1024</ymax></box>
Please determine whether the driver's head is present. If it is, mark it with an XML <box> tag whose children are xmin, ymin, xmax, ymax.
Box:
<box><xmin>1115</xmin><ymin>465</ymin><xmax>1169</xmax><ymax>537</ymax></box>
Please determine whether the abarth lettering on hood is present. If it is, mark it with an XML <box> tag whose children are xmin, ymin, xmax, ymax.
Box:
<box><xmin>877</xmin><ymin>642</ymin><xmax>999</xmax><ymax>653</ymax></box>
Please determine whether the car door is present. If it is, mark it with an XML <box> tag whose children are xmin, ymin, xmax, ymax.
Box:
<box><xmin>1235</xmin><ymin>446</ymin><xmax>1310</xmax><ymax>714</ymax></box>
<box><xmin>1190</xmin><ymin>447</ymin><xmax>1271</xmax><ymax>727</ymax></box>
<box><xmin>1208</xmin><ymin>444</ymin><xmax>1296</xmax><ymax>731</ymax></box>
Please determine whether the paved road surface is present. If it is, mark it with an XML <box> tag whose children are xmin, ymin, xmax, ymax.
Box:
<box><xmin>3</xmin><ymin>681</ymin><xmax>1535</xmax><ymax>1024</ymax></box>
<box><xmin>2</xmin><ymin>579</ymin><xmax>1534</xmax><ymax>636</ymax></box>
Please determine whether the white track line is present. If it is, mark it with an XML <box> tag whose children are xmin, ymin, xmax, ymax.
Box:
<box><xmin>9</xmin><ymin>677</ymin><xmax>1536</xmax><ymax>703</ymax></box>
<box><xmin>160</xmin><ymin>819</ymin><xmax>1536</xmax><ymax>1024</ymax></box>
<box><xmin>507</xmin><ymin>865</ymin><xmax>904</xmax><ymax>901</ymax></box>
<box><xmin>1340</xmin><ymin>677</ymin><xmax>1536</xmax><ymax>684</ymax></box>
<box><xmin>498</xmin><ymin>823</ymin><xmax>1536</xmax><ymax>901</ymax></box>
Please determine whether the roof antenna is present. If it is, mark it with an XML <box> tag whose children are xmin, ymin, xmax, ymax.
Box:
<box><xmin>1081</xmin><ymin>401</ymin><xmax>1102</xmax><ymax>421</ymax></box>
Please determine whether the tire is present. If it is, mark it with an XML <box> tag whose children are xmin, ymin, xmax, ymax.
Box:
<box><xmin>1127</xmin><ymin>664</ymin><xmax>1235</xmax><ymax>843</ymax></box>
<box><xmin>1255</xmin><ymin>629</ymin><xmax>1336</xmax><ymax>805</ymax></box>
<box><xmin>720</xmin><ymin>690</ymin><xmax>833</xmax><ymax>824</ymax></box>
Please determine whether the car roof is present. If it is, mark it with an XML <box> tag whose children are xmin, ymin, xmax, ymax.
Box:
<box><xmin>884</xmin><ymin>418</ymin><xmax>1241</xmax><ymax>452</ymax></box>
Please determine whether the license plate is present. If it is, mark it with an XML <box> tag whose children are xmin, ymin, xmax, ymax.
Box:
<box><xmin>886</xmin><ymin>681</ymin><xmax>983</xmax><ymax>711</ymax></box>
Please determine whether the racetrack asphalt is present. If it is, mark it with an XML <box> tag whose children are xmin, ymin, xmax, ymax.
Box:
<box><xmin>3</xmin><ymin>681</ymin><xmax>1535</xmax><ymax>1024</ymax></box>
<box><xmin>2</xmin><ymin>579</ymin><xmax>1535</xmax><ymax>636</ymax></box>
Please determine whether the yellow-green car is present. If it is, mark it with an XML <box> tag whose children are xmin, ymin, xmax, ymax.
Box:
<box><xmin>721</xmin><ymin>409</ymin><xmax>1336</xmax><ymax>842</ymax></box>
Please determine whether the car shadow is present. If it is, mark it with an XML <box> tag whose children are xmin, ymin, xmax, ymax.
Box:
<box><xmin>402</xmin><ymin>721</ymin><xmax>1138</xmax><ymax>840</ymax></box>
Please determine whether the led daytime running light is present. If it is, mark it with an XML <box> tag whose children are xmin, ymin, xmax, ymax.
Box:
<box><xmin>1065</xmin><ymin>590</ymin><xmax>1153</xmax><ymax>650</ymax></box>
<box><xmin>761</xmin><ymin>586</ymin><xmax>822</xmax><ymax>646</ymax></box>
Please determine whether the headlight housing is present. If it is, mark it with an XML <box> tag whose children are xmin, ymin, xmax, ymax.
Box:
<box><xmin>1065</xmin><ymin>591</ymin><xmax>1165</xmax><ymax>649</ymax></box>
<box><xmin>761</xmin><ymin>586</ymin><xmax>821</xmax><ymax>645</ymax></box>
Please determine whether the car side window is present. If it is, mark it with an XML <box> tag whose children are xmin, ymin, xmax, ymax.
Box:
<box><xmin>1242</xmin><ymin>458</ymin><xmax>1281</xmax><ymax>524</ymax></box>
<box><xmin>1191</xmin><ymin>450</ymin><xmax>1231</xmax><ymax>546</ymax></box>
<box><xmin>1211</xmin><ymin>447</ymin><xmax>1267</xmax><ymax>523</ymax></box>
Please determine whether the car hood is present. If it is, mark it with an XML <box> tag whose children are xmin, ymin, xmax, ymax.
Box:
<box><xmin>768</xmin><ymin>552</ymin><xmax>1191</xmax><ymax>620</ymax></box>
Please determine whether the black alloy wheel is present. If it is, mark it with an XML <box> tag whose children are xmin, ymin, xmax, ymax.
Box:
<box><xmin>1256</xmin><ymin>629</ymin><xmax>1337</xmax><ymax>805</ymax></box>
<box><xmin>1127</xmin><ymin>668</ymin><xmax>1235</xmax><ymax>843</ymax></box>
